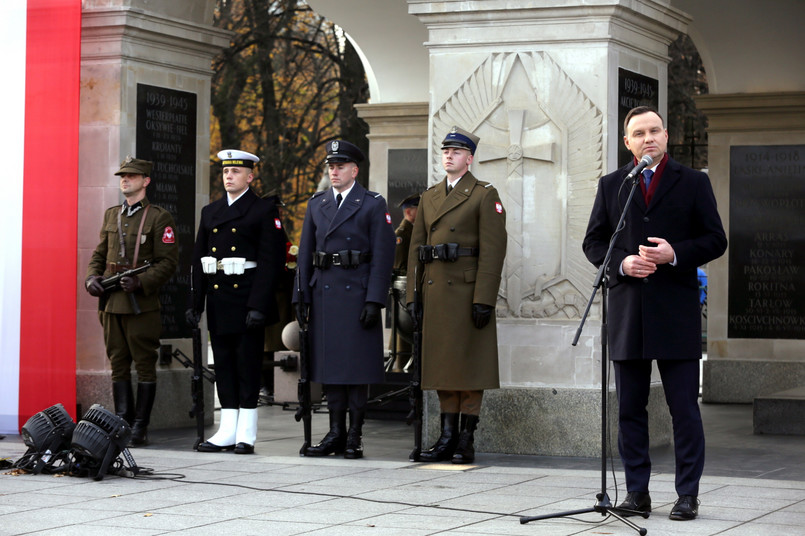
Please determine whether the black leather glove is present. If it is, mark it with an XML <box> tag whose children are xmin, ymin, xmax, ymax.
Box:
<box><xmin>86</xmin><ymin>276</ymin><xmax>104</xmax><ymax>297</ymax></box>
<box><xmin>185</xmin><ymin>308</ymin><xmax>201</xmax><ymax>328</ymax></box>
<box><xmin>471</xmin><ymin>303</ymin><xmax>494</xmax><ymax>329</ymax></box>
<box><xmin>359</xmin><ymin>302</ymin><xmax>382</xmax><ymax>329</ymax></box>
<box><xmin>407</xmin><ymin>302</ymin><xmax>420</xmax><ymax>327</ymax></box>
<box><xmin>245</xmin><ymin>309</ymin><xmax>266</xmax><ymax>329</ymax></box>
<box><xmin>120</xmin><ymin>275</ymin><xmax>141</xmax><ymax>293</ymax></box>
<box><xmin>295</xmin><ymin>302</ymin><xmax>309</xmax><ymax>326</ymax></box>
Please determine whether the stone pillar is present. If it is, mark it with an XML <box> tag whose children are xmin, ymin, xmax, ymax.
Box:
<box><xmin>408</xmin><ymin>0</ymin><xmax>690</xmax><ymax>455</ymax></box>
<box><xmin>76</xmin><ymin>1</ymin><xmax>230</xmax><ymax>428</ymax></box>
<box><xmin>697</xmin><ymin>92</ymin><xmax>805</xmax><ymax>403</ymax></box>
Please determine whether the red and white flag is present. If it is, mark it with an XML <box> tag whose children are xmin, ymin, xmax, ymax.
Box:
<box><xmin>0</xmin><ymin>0</ymin><xmax>81</xmax><ymax>433</ymax></box>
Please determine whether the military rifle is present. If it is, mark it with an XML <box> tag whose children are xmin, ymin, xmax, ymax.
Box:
<box><xmin>170</xmin><ymin>330</ymin><xmax>216</xmax><ymax>450</ymax></box>
<box><xmin>99</xmin><ymin>263</ymin><xmax>150</xmax><ymax>314</ymax></box>
<box><xmin>294</xmin><ymin>269</ymin><xmax>313</xmax><ymax>456</ymax></box>
<box><xmin>407</xmin><ymin>265</ymin><xmax>424</xmax><ymax>462</ymax></box>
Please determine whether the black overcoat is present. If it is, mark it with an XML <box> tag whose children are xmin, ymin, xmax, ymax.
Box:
<box><xmin>293</xmin><ymin>182</ymin><xmax>396</xmax><ymax>384</ymax></box>
<box><xmin>582</xmin><ymin>156</ymin><xmax>727</xmax><ymax>361</ymax></box>
<box><xmin>191</xmin><ymin>189</ymin><xmax>286</xmax><ymax>335</ymax></box>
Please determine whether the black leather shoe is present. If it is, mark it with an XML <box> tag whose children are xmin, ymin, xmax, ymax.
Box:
<box><xmin>196</xmin><ymin>441</ymin><xmax>235</xmax><ymax>452</ymax></box>
<box><xmin>615</xmin><ymin>492</ymin><xmax>652</xmax><ymax>517</ymax></box>
<box><xmin>669</xmin><ymin>495</ymin><xmax>698</xmax><ymax>520</ymax></box>
<box><xmin>234</xmin><ymin>442</ymin><xmax>254</xmax><ymax>455</ymax></box>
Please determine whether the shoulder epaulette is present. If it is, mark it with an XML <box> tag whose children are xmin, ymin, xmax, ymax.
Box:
<box><xmin>310</xmin><ymin>191</ymin><xmax>326</xmax><ymax>200</ymax></box>
<box><xmin>367</xmin><ymin>190</ymin><xmax>382</xmax><ymax>199</ymax></box>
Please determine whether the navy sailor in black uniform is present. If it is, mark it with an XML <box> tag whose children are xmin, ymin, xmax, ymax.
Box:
<box><xmin>187</xmin><ymin>149</ymin><xmax>286</xmax><ymax>454</ymax></box>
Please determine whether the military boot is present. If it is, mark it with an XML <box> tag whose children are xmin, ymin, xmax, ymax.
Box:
<box><xmin>419</xmin><ymin>413</ymin><xmax>459</xmax><ymax>462</ymax></box>
<box><xmin>451</xmin><ymin>414</ymin><xmax>479</xmax><ymax>464</ymax></box>
<box><xmin>130</xmin><ymin>382</ymin><xmax>156</xmax><ymax>447</ymax></box>
<box><xmin>112</xmin><ymin>381</ymin><xmax>135</xmax><ymax>426</ymax></box>
<box><xmin>344</xmin><ymin>409</ymin><xmax>365</xmax><ymax>459</ymax></box>
<box><xmin>305</xmin><ymin>409</ymin><xmax>347</xmax><ymax>456</ymax></box>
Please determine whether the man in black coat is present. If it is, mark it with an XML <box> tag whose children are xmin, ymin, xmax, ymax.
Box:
<box><xmin>293</xmin><ymin>140</ymin><xmax>396</xmax><ymax>459</ymax></box>
<box><xmin>583</xmin><ymin>106</ymin><xmax>727</xmax><ymax>521</ymax></box>
<box><xmin>186</xmin><ymin>149</ymin><xmax>286</xmax><ymax>454</ymax></box>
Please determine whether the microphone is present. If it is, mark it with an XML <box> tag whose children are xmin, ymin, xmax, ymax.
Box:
<box><xmin>624</xmin><ymin>154</ymin><xmax>653</xmax><ymax>182</ymax></box>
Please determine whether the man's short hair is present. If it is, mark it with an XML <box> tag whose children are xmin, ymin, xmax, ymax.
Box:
<box><xmin>623</xmin><ymin>106</ymin><xmax>664</xmax><ymax>135</ymax></box>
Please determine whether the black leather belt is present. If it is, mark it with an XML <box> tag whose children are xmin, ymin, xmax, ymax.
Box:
<box><xmin>418</xmin><ymin>244</ymin><xmax>479</xmax><ymax>263</ymax></box>
<box><xmin>313</xmin><ymin>250</ymin><xmax>372</xmax><ymax>269</ymax></box>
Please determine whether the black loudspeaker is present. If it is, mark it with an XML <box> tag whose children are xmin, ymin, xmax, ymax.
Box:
<box><xmin>14</xmin><ymin>403</ymin><xmax>76</xmax><ymax>474</ymax></box>
<box><xmin>70</xmin><ymin>404</ymin><xmax>133</xmax><ymax>481</ymax></box>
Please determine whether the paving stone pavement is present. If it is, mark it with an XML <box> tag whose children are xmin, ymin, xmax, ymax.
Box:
<box><xmin>2</xmin><ymin>403</ymin><xmax>804</xmax><ymax>536</ymax></box>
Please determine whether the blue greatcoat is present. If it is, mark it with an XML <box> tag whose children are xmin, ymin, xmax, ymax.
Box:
<box><xmin>294</xmin><ymin>182</ymin><xmax>396</xmax><ymax>385</ymax></box>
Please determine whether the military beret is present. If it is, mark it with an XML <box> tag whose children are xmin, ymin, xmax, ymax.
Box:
<box><xmin>217</xmin><ymin>149</ymin><xmax>259</xmax><ymax>168</ymax></box>
<box><xmin>115</xmin><ymin>155</ymin><xmax>153</xmax><ymax>176</ymax></box>
<box><xmin>441</xmin><ymin>126</ymin><xmax>480</xmax><ymax>155</ymax></box>
<box><xmin>325</xmin><ymin>139</ymin><xmax>365</xmax><ymax>165</ymax></box>
<box><xmin>398</xmin><ymin>192</ymin><xmax>421</xmax><ymax>208</ymax></box>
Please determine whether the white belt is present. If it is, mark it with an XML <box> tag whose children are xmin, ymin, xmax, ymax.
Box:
<box><xmin>201</xmin><ymin>256</ymin><xmax>257</xmax><ymax>275</ymax></box>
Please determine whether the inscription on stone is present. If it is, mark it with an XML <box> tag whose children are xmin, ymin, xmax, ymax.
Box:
<box><xmin>387</xmin><ymin>149</ymin><xmax>427</xmax><ymax>226</ymax></box>
<box><xmin>728</xmin><ymin>145</ymin><xmax>805</xmax><ymax>339</ymax></box>
<box><xmin>136</xmin><ymin>84</ymin><xmax>197</xmax><ymax>339</ymax></box>
<box><xmin>617</xmin><ymin>69</ymin><xmax>658</xmax><ymax>167</ymax></box>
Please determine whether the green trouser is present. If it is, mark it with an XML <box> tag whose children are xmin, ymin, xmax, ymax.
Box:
<box><xmin>102</xmin><ymin>310</ymin><xmax>161</xmax><ymax>382</ymax></box>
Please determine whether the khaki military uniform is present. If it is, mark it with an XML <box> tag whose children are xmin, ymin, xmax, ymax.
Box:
<box><xmin>389</xmin><ymin>218</ymin><xmax>414</xmax><ymax>368</ymax></box>
<box><xmin>86</xmin><ymin>198</ymin><xmax>178</xmax><ymax>381</ymax></box>
<box><xmin>406</xmin><ymin>172</ymin><xmax>507</xmax><ymax>391</ymax></box>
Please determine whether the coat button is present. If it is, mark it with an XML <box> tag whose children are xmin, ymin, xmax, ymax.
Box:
<box><xmin>431</xmin><ymin>227</ymin><xmax>437</xmax><ymax>232</ymax></box>
<box><xmin>346</xmin><ymin>236</ymin><xmax>352</xmax><ymax>241</ymax></box>
<box><xmin>231</xmin><ymin>246</ymin><xmax>236</xmax><ymax>251</ymax></box>
<box><xmin>643</xmin><ymin>278</ymin><xmax>649</xmax><ymax>284</ymax></box>
<box><xmin>213</xmin><ymin>228</ymin><xmax>218</xmax><ymax>233</ymax></box>
<box><xmin>233</xmin><ymin>284</ymin><xmax>238</xmax><ymax>289</ymax></box>
<box><xmin>643</xmin><ymin>216</ymin><xmax>650</xmax><ymax>222</ymax></box>
<box><xmin>324</xmin><ymin>285</ymin><xmax>330</xmax><ymax>289</ymax></box>
<box><xmin>346</xmin><ymin>285</ymin><xmax>351</xmax><ymax>290</ymax></box>
<box><xmin>213</xmin><ymin>284</ymin><xmax>219</xmax><ymax>289</ymax></box>
<box><xmin>211</xmin><ymin>247</ymin><xmax>217</xmax><ymax>252</ymax></box>
<box><xmin>447</xmin><ymin>280</ymin><xmax>452</xmax><ymax>285</ymax></box>
<box><xmin>428</xmin><ymin>280</ymin><xmax>433</xmax><ymax>285</ymax></box>
<box><xmin>450</xmin><ymin>227</ymin><xmax>455</xmax><ymax>231</ymax></box>
<box><xmin>232</xmin><ymin>228</ymin><xmax>237</xmax><ymax>233</ymax></box>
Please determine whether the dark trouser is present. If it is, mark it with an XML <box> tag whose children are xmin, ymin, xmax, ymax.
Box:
<box><xmin>210</xmin><ymin>328</ymin><xmax>265</xmax><ymax>409</ymax></box>
<box><xmin>614</xmin><ymin>359</ymin><xmax>704</xmax><ymax>497</ymax></box>
<box><xmin>102</xmin><ymin>311</ymin><xmax>161</xmax><ymax>382</ymax></box>
<box><xmin>324</xmin><ymin>384</ymin><xmax>369</xmax><ymax>412</ymax></box>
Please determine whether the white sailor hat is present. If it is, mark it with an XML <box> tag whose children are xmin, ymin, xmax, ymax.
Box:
<box><xmin>217</xmin><ymin>149</ymin><xmax>260</xmax><ymax>168</ymax></box>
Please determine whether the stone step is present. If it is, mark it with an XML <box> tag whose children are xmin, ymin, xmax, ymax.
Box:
<box><xmin>753</xmin><ymin>386</ymin><xmax>805</xmax><ymax>435</ymax></box>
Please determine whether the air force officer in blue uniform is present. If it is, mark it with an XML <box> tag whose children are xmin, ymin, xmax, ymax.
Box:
<box><xmin>583</xmin><ymin>107</ymin><xmax>726</xmax><ymax>521</ymax></box>
<box><xmin>294</xmin><ymin>140</ymin><xmax>396</xmax><ymax>459</ymax></box>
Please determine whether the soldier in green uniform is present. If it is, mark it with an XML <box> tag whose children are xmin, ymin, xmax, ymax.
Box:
<box><xmin>85</xmin><ymin>156</ymin><xmax>179</xmax><ymax>446</ymax></box>
<box><xmin>389</xmin><ymin>192</ymin><xmax>419</xmax><ymax>371</ymax></box>
<box><xmin>406</xmin><ymin>127</ymin><xmax>507</xmax><ymax>464</ymax></box>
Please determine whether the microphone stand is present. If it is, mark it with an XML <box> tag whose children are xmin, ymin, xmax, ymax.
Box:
<box><xmin>519</xmin><ymin>170</ymin><xmax>648</xmax><ymax>535</ymax></box>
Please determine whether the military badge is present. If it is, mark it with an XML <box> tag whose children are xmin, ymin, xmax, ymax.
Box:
<box><xmin>495</xmin><ymin>202</ymin><xmax>503</xmax><ymax>214</ymax></box>
<box><xmin>274</xmin><ymin>218</ymin><xmax>282</xmax><ymax>229</ymax></box>
<box><xmin>331</xmin><ymin>141</ymin><xmax>339</xmax><ymax>152</ymax></box>
<box><xmin>385</xmin><ymin>213</ymin><xmax>392</xmax><ymax>224</ymax></box>
<box><xmin>162</xmin><ymin>226</ymin><xmax>175</xmax><ymax>243</ymax></box>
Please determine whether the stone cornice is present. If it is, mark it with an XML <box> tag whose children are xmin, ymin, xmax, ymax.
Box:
<box><xmin>696</xmin><ymin>92</ymin><xmax>805</xmax><ymax>133</ymax></box>
<box><xmin>82</xmin><ymin>7</ymin><xmax>232</xmax><ymax>75</ymax></box>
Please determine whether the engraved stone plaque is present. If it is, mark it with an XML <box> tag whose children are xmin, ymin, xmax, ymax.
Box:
<box><xmin>136</xmin><ymin>83</ymin><xmax>197</xmax><ymax>338</ymax></box>
<box><xmin>728</xmin><ymin>145</ymin><xmax>805</xmax><ymax>339</ymax></box>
